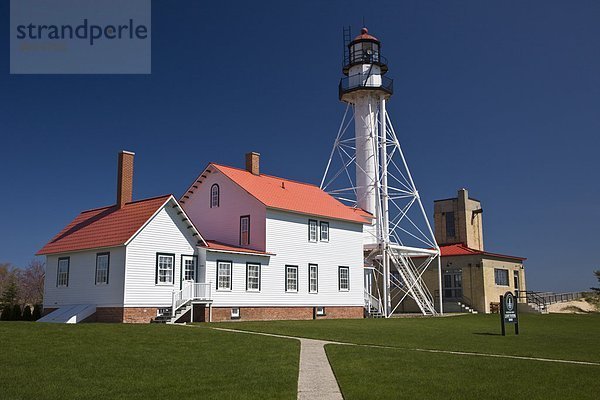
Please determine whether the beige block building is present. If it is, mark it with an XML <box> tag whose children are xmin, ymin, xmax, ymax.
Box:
<box><xmin>395</xmin><ymin>189</ymin><xmax>526</xmax><ymax>314</ymax></box>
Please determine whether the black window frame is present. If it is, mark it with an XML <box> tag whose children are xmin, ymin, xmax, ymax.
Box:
<box><xmin>308</xmin><ymin>219</ymin><xmax>318</xmax><ymax>242</ymax></box>
<box><xmin>95</xmin><ymin>252</ymin><xmax>110</xmax><ymax>285</ymax></box>
<box><xmin>285</xmin><ymin>265</ymin><xmax>299</xmax><ymax>292</ymax></box>
<box><xmin>239</xmin><ymin>215</ymin><xmax>250</xmax><ymax>246</ymax></box>
<box><xmin>155</xmin><ymin>252</ymin><xmax>176</xmax><ymax>285</ymax></box>
<box><xmin>308</xmin><ymin>264</ymin><xmax>318</xmax><ymax>293</ymax></box>
<box><xmin>56</xmin><ymin>256</ymin><xmax>70</xmax><ymax>287</ymax></box>
<box><xmin>319</xmin><ymin>221</ymin><xmax>329</xmax><ymax>242</ymax></box>
<box><xmin>210</xmin><ymin>184</ymin><xmax>220</xmax><ymax>208</ymax></box>
<box><xmin>246</xmin><ymin>262</ymin><xmax>261</xmax><ymax>292</ymax></box>
<box><xmin>338</xmin><ymin>266</ymin><xmax>350</xmax><ymax>291</ymax></box>
<box><xmin>216</xmin><ymin>259</ymin><xmax>233</xmax><ymax>291</ymax></box>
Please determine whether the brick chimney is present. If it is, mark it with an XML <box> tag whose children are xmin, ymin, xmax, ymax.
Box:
<box><xmin>245</xmin><ymin>152</ymin><xmax>260</xmax><ymax>175</ymax></box>
<box><xmin>117</xmin><ymin>151</ymin><xmax>134</xmax><ymax>208</ymax></box>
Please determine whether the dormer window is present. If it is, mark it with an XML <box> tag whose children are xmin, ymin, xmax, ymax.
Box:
<box><xmin>210</xmin><ymin>184</ymin><xmax>220</xmax><ymax>208</ymax></box>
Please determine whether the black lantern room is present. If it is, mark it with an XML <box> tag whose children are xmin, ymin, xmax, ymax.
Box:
<box><xmin>343</xmin><ymin>28</ymin><xmax>389</xmax><ymax>75</ymax></box>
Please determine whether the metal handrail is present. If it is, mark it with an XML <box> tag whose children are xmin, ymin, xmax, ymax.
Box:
<box><xmin>459</xmin><ymin>294</ymin><xmax>473</xmax><ymax>307</ymax></box>
<box><xmin>520</xmin><ymin>290</ymin><xmax>583</xmax><ymax>306</ymax></box>
<box><xmin>171</xmin><ymin>281</ymin><xmax>211</xmax><ymax>317</ymax></box>
<box><xmin>518</xmin><ymin>291</ymin><xmax>546</xmax><ymax>310</ymax></box>
<box><xmin>364</xmin><ymin>290</ymin><xmax>382</xmax><ymax>314</ymax></box>
<box><xmin>343</xmin><ymin>50</ymin><xmax>388</xmax><ymax>68</ymax></box>
<box><xmin>339</xmin><ymin>73</ymin><xmax>394</xmax><ymax>98</ymax></box>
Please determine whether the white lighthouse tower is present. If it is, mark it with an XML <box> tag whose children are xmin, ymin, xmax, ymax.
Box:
<box><xmin>322</xmin><ymin>28</ymin><xmax>442</xmax><ymax>317</ymax></box>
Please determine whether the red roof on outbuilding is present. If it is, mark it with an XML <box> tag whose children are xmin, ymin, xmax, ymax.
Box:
<box><xmin>37</xmin><ymin>195</ymin><xmax>173</xmax><ymax>256</ymax></box>
<box><xmin>440</xmin><ymin>243</ymin><xmax>526</xmax><ymax>261</ymax></box>
<box><xmin>211</xmin><ymin>164</ymin><xmax>373</xmax><ymax>224</ymax></box>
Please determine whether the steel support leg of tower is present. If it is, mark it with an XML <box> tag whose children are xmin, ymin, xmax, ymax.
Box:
<box><xmin>437</xmin><ymin>254</ymin><xmax>443</xmax><ymax>315</ymax></box>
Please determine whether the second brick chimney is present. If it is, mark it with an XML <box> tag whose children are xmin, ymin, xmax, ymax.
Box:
<box><xmin>117</xmin><ymin>151</ymin><xmax>135</xmax><ymax>208</ymax></box>
<box><xmin>245</xmin><ymin>152</ymin><xmax>260</xmax><ymax>175</ymax></box>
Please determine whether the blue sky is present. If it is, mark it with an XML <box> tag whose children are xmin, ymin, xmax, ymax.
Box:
<box><xmin>1</xmin><ymin>1</ymin><xmax>599</xmax><ymax>292</ymax></box>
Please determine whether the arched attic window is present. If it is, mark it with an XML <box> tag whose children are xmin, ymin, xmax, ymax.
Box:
<box><xmin>210</xmin><ymin>184</ymin><xmax>220</xmax><ymax>208</ymax></box>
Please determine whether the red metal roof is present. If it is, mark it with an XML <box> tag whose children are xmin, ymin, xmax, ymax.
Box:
<box><xmin>202</xmin><ymin>240</ymin><xmax>273</xmax><ymax>256</ymax></box>
<box><xmin>211</xmin><ymin>164</ymin><xmax>373</xmax><ymax>224</ymax></box>
<box><xmin>440</xmin><ymin>243</ymin><xmax>526</xmax><ymax>261</ymax></box>
<box><xmin>37</xmin><ymin>195</ymin><xmax>173</xmax><ymax>256</ymax></box>
<box><xmin>352</xmin><ymin>27</ymin><xmax>379</xmax><ymax>42</ymax></box>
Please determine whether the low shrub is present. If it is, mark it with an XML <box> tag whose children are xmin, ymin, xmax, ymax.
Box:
<box><xmin>32</xmin><ymin>304</ymin><xmax>42</xmax><ymax>321</ymax></box>
<box><xmin>11</xmin><ymin>304</ymin><xmax>22</xmax><ymax>321</ymax></box>
<box><xmin>0</xmin><ymin>305</ymin><xmax>11</xmax><ymax>321</ymax></box>
<box><xmin>22</xmin><ymin>305</ymin><xmax>33</xmax><ymax>321</ymax></box>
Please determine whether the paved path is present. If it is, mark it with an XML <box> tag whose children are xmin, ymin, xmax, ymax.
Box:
<box><xmin>209</xmin><ymin>327</ymin><xmax>344</xmax><ymax>400</ymax></box>
<box><xmin>296</xmin><ymin>338</ymin><xmax>343</xmax><ymax>400</ymax></box>
<box><xmin>188</xmin><ymin>325</ymin><xmax>600</xmax><ymax>400</ymax></box>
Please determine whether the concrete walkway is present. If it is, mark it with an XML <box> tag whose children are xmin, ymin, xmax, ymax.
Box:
<box><xmin>188</xmin><ymin>325</ymin><xmax>600</xmax><ymax>400</ymax></box>
<box><xmin>209</xmin><ymin>327</ymin><xmax>344</xmax><ymax>400</ymax></box>
<box><xmin>296</xmin><ymin>338</ymin><xmax>343</xmax><ymax>400</ymax></box>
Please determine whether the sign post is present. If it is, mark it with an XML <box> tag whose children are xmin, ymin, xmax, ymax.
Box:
<box><xmin>500</xmin><ymin>291</ymin><xmax>519</xmax><ymax>336</ymax></box>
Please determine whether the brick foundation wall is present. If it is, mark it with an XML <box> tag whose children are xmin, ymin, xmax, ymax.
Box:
<box><xmin>95</xmin><ymin>307</ymin><xmax>125</xmax><ymax>323</ymax></box>
<box><xmin>122</xmin><ymin>307</ymin><xmax>159</xmax><ymax>323</ymax></box>
<box><xmin>316</xmin><ymin>306</ymin><xmax>364</xmax><ymax>319</ymax></box>
<box><xmin>203</xmin><ymin>306</ymin><xmax>364</xmax><ymax>322</ymax></box>
<box><xmin>43</xmin><ymin>305</ymin><xmax>364</xmax><ymax>323</ymax></box>
<box><xmin>93</xmin><ymin>307</ymin><xmax>158</xmax><ymax>323</ymax></box>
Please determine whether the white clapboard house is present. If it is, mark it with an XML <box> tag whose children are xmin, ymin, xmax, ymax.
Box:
<box><xmin>37</xmin><ymin>151</ymin><xmax>371</xmax><ymax>323</ymax></box>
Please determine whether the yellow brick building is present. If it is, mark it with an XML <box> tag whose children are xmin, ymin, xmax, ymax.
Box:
<box><xmin>397</xmin><ymin>189</ymin><xmax>526</xmax><ymax>314</ymax></box>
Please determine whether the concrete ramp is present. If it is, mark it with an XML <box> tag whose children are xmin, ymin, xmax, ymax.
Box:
<box><xmin>37</xmin><ymin>304</ymin><xmax>96</xmax><ymax>323</ymax></box>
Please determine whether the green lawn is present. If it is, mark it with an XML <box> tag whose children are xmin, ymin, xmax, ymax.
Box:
<box><xmin>326</xmin><ymin>344</ymin><xmax>599</xmax><ymax>400</ymax></box>
<box><xmin>229</xmin><ymin>314</ymin><xmax>600</xmax><ymax>400</ymax></box>
<box><xmin>228</xmin><ymin>313</ymin><xmax>600</xmax><ymax>362</ymax></box>
<box><xmin>0</xmin><ymin>322</ymin><xmax>299</xmax><ymax>400</ymax></box>
<box><xmin>2</xmin><ymin>315</ymin><xmax>599</xmax><ymax>400</ymax></box>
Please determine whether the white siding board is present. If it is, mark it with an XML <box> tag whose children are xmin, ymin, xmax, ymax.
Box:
<box><xmin>43</xmin><ymin>246</ymin><xmax>126</xmax><ymax>308</ymax></box>
<box><xmin>203</xmin><ymin>250</ymin><xmax>271</xmax><ymax>306</ymax></box>
<box><xmin>205</xmin><ymin>209</ymin><xmax>364</xmax><ymax>307</ymax></box>
<box><xmin>124</xmin><ymin>203</ymin><xmax>198</xmax><ymax>307</ymax></box>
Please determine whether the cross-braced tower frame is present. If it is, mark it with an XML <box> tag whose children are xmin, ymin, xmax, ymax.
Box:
<box><xmin>321</xmin><ymin>28</ymin><xmax>443</xmax><ymax>317</ymax></box>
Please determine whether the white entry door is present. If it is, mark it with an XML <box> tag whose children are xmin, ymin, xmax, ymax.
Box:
<box><xmin>181</xmin><ymin>255</ymin><xmax>197</xmax><ymax>289</ymax></box>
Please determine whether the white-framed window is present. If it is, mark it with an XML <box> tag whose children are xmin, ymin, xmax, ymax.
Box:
<box><xmin>494</xmin><ymin>268</ymin><xmax>509</xmax><ymax>286</ymax></box>
<box><xmin>286</xmin><ymin>265</ymin><xmax>298</xmax><ymax>292</ymax></box>
<box><xmin>217</xmin><ymin>261</ymin><xmax>232</xmax><ymax>291</ymax></box>
<box><xmin>231</xmin><ymin>307</ymin><xmax>240</xmax><ymax>319</ymax></box>
<box><xmin>95</xmin><ymin>253</ymin><xmax>110</xmax><ymax>285</ymax></box>
<box><xmin>57</xmin><ymin>257</ymin><xmax>69</xmax><ymax>287</ymax></box>
<box><xmin>319</xmin><ymin>222</ymin><xmax>329</xmax><ymax>242</ymax></box>
<box><xmin>246</xmin><ymin>263</ymin><xmax>260</xmax><ymax>291</ymax></box>
<box><xmin>316</xmin><ymin>306</ymin><xmax>325</xmax><ymax>316</ymax></box>
<box><xmin>309</xmin><ymin>264</ymin><xmax>318</xmax><ymax>293</ymax></box>
<box><xmin>339</xmin><ymin>266</ymin><xmax>350</xmax><ymax>291</ymax></box>
<box><xmin>156</xmin><ymin>253</ymin><xmax>175</xmax><ymax>285</ymax></box>
<box><xmin>308</xmin><ymin>219</ymin><xmax>318</xmax><ymax>242</ymax></box>
<box><xmin>210</xmin><ymin>184</ymin><xmax>220</xmax><ymax>208</ymax></box>
<box><xmin>182</xmin><ymin>255</ymin><xmax>196</xmax><ymax>282</ymax></box>
<box><xmin>240</xmin><ymin>216</ymin><xmax>250</xmax><ymax>246</ymax></box>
